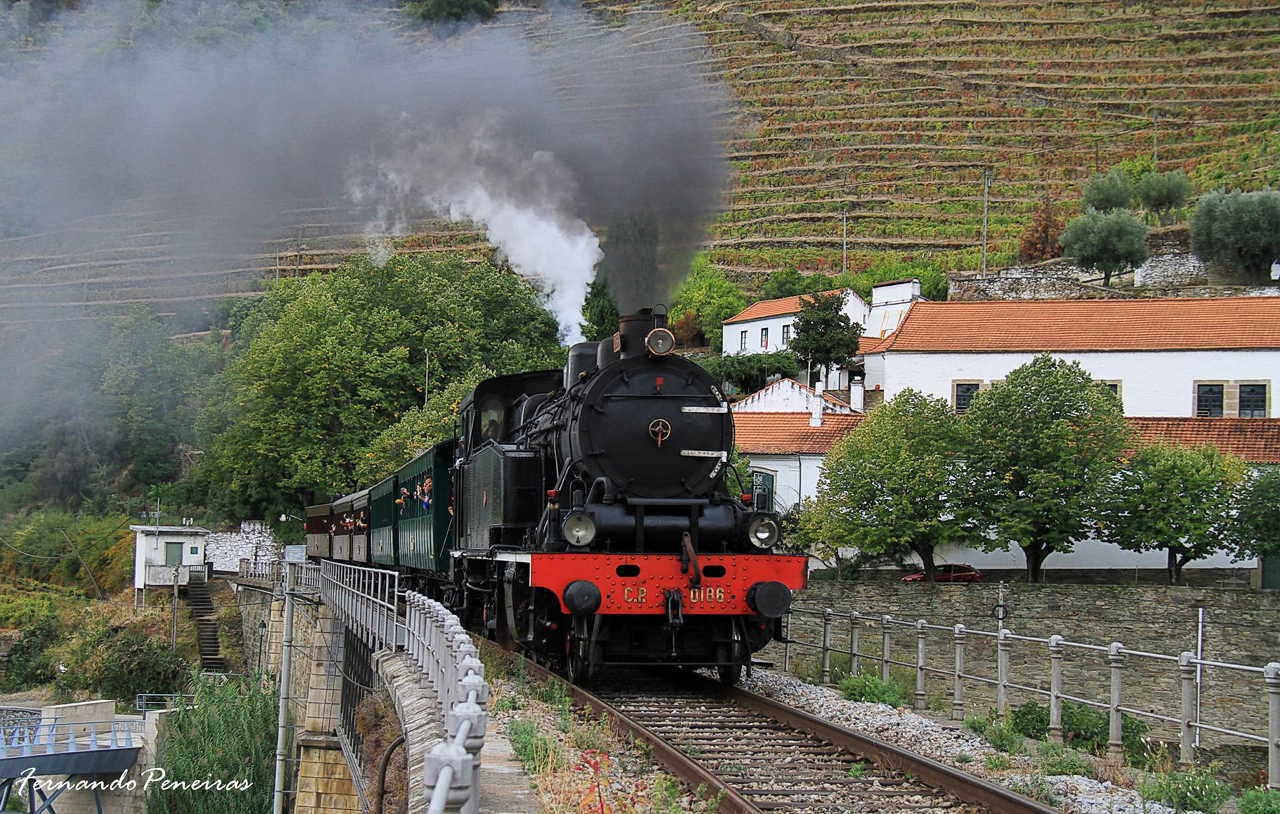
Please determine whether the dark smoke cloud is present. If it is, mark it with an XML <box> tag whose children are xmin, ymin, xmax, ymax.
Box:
<box><xmin>0</xmin><ymin>0</ymin><xmax>730</xmax><ymax>342</ymax></box>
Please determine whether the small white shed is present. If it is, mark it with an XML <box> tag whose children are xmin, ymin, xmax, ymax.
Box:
<box><xmin>131</xmin><ymin>524</ymin><xmax>210</xmax><ymax>590</ymax></box>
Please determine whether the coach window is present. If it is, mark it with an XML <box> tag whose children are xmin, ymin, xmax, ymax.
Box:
<box><xmin>1239</xmin><ymin>383</ymin><xmax>1268</xmax><ymax>418</ymax></box>
<box><xmin>739</xmin><ymin>330</ymin><xmax>748</xmax><ymax>352</ymax></box>
<box><xmin>479</xmin><ymin>398</ymin><xmax>504</xmax><ymax>442</ymax></box>
<box><xmin>953</xmin><ymin>381</ymin><xmax>981</xmax><ymax>414</ymax></box>
<box><xmin>1196</xmin><ymin>383</ymin><xmax>1225</xmax><ymax>417</ymax></box>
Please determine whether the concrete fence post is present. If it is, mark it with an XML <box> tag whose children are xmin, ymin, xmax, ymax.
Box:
<box><xmin>821</xmin><ymin>609</ymin><xmax>833</xmax><ymax>684</ymax></box>
<box><xmin>881</xmin><ymin>615</ymin><xmax>893</xmax><ymax>683</ymax></box>
<box><xmin>1107</xmin><ymin>642</ymin><xmax>1126</xmax><ymax>763</ymax></box>
<box><xmin>1048</xmin><ymin>635</ymin><xmax>1064</xmax><ymax>743</ymax></box>
<box><xmin>996</xmin><ymin>628</ymin><xmax>1010</xmax><ymax>716</ymax></box>
<box><xmin>914</xmin><ymin>620</ymin><xmax>927</xmax><ymax>711</ymax></box>
<box><xmin>951</xmin><ymin>624</ymin><xmax>966</xmax><ymax>721</ymax></box>
<box><xmin>1265</xmin><ymin>662</ymin><xmax>1280</xmax><ymax>790</ymax></box>
<box><xmin>849</xmin><ymin>613</ymin><xmax>860</xmax><ymax>676</ymax></box>
<box><xmin>782</xmin><ymin>613</ymin><xmax>792</xmax><ymax>673</ymax></box>
<box><xmin>1178</xmin><ymin>651</ymin><xmax>1197</xmax><ymax>768</ymax></box>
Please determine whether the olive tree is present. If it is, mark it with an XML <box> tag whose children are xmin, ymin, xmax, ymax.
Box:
<box><xmin>1083</xmin><ymin>169</ymin><xmax>1133</xmax><ymax>212</ymax></box>
<box><xmin>1191</xmin><ymin>190</ymin><xmax>1280</xmax><ymax>282</ymax></box>
<box><xmin>962</xmin><ymin>355</ymin><xmax>1130</xmax><ymax>582</ymax></box>
<box><xmin>1135</xmin><ymin>170</ymin><xmax>1193</xmax><ymax>225</ymax></box>
<box><xmin>1060</xmin><ymin>209</ymin><xmax>1149</xmax><ymax>286</ymax></box>
<box><xmin>796</xmin><ymin>390</ymin><xmax>968</xmax><ymax>581</ymax></box>
<box><xmin>1098</xmin><ymin>443</ymin><xmax>1246</xmax><ymax>585</ymax></box>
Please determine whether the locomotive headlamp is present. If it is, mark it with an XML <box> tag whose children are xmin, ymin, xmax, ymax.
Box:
<box><xmin>563</xmin><ymin>511</ymin><xmax>597</xmax><ymax>547</ymax></box>
<box><xmin>644</xmin><ymin>327</ymin><xmax>676</xmax><ymax>356</ymax></box>
<box><xmin>747</xmin><ymin>515</ymin><xmax>780</xmax><ymax>549</ymax></box>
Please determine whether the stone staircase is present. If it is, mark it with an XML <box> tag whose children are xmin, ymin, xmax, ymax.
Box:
<box><xmin>187</xmin><ymin>571</ymin><xmax>227</xmax><ymax>673</ymax></box>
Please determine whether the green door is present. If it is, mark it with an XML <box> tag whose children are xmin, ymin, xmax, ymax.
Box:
<box><xmin>1263</xmin><ymin>555</ymin><xmax>1280</xmax><ymax>590</ymax></box>
<box><xmin>165</xmin><ymin>542</ymin><xmax>182</xmax><ymax>566</ymax></box>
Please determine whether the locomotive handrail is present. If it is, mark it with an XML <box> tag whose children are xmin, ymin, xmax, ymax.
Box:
<box><xmin>781</xmin><ymin>605</ymin><xmax>1280</xmax><ymax>787</ymax></box>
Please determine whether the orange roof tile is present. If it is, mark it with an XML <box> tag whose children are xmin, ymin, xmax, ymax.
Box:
<box><xmin>857</xmin><ymin>334</ymin><xmax>894</xmax><ymax>354</ymax></box>
<box><xmin>1127</xmin><ymin>418</ymin><xmax>1280</xmax><ymax>464</ymax></box>
<box><xmin>734</xmin><ymin>412</ymin><xmax>864</xmax><ymax>454</ymax></box>
<box><xmin>878</xmin><ymin>298</ymin><xmax>1280</xmax><ymax>352</ymax></box>
<box><xmin>724</xmin><ymin>289</ymin><xmax>849</xmax><ymax>325</ymax></box>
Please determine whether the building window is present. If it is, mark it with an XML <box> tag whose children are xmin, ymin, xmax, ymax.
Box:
<box><xmin>1239</xmin><ymin>384</ymin><xmax>1268</xmax><ymax>418</ymax></box>
<box><xmin>189</xmin><ymin>546</ymin><xmax>199</xmax><ymax>555</ymax></box>
<box><xmin>782</xmin><ymin>324</ymin><xmax>792</xmax><ymax>345</ymax></box>
<box><xmin>953</xmin><ymin>382</ymin><xmax>980</xmax><ymax>413</ymax></box>
<box><xmin>760</xmin><ymin>327</ymin><xmax>769</xmax><ymax>349</ymax></box>
<box><xmin>739</xmin><ymin>330</ymin><xmax>747</xmax><ymax>351</ymax></box>
<box><xmin>1196</xmin><ymin>383</ymin><xmax>1224</xmax><ymax>417</ymax></box>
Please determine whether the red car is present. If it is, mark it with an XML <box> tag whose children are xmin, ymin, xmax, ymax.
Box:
<box><xmin>901</xmin><ymin>564</ymin><xmax>984</xmax><ymax>583</ymax></box>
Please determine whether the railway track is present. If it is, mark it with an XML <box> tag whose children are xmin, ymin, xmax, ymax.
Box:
<box><xmin>485</xmin><ymin>645</ymin><xmax>1056</xmax><ymax>814</ymax></box>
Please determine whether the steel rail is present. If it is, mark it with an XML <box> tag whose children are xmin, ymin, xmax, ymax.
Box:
<box><xmin>482</xmin><ymin>641</ymin><xmax>1056</xmax><ymax>814</ymax></box>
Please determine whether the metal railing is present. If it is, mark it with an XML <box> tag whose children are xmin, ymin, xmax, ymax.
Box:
<box><xmin>238</xmin><ymin>559</ymin><xmax>281</xmax><ymax>584</ymax></box>
<box><xmin>296</xmin><ymin>562</ymin><xmax>321</xmax><ymax>593</ymax></box>
<box><xmin>782</xmin><ymin>606</ymin><xmax>1280</xmax><ymax>789</ymax></box>
<box><xmin>135</xmin><ymin>693</ymin><xmax>195</xmax><ymax>712</ymax></box>
<box><xmin>405</xmin><ymin>593</ymin><xmax>488</xmax><ymax>814</ymax></box>
<box><xmin>0</xmin><ymin>719</ymin><xmax>143</xmax><ymax>758</ymax></box>
<box><xmin>319</xmin><ymin>561</ymin><xmax>401</xmax><ymax>651</ymax></box>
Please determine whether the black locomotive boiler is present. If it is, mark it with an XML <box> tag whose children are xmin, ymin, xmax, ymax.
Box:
<box><xmin>307</xmin><ymin>308</ymin><xmax>807</xmax><ymax>684</ymax></box>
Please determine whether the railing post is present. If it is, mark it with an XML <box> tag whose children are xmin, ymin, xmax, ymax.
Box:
<box><xmin>952</xmin><ymin>624</ymin><xmax>966</xmax><ymax>721</ymax></box>
<box><xmin>782</xmin><ymin>612</ymin><xmax>793</xmax><ymax>673</ymax></box>
<box><xmin>914</xmin><ymin>620</ymin><xmax>927</xmax><ymax>710</ymax></box>
<box><xmin>1107</xmin><ymin>642</ymin><xmax>1126</xmax><ymax>763</ymax></box>
<box><xmin>849</xmin><ymin>613</ymin><xmax>860</xmax><ymax>676</ymax></box>
<box><xmin>1178</xmin><ymin>651</ymin><xmax>1197</xmax><ymax>767</ymax></box>
<box><xmin>1048</xmin><ymin>635</ymin><xmax>1064</xmax><ymax>743</ymax></box>
<box><xmin>881</xmin><ymin>615</ymin><xmax>893</xmax><ymax>683</ymax></box>
<box><xmin>821</xmin><ymin>609</ymin><xmax>833</xmax><ymax>684</ymax></box>
<box><xmin>996</xmin><ymin>628</ymin><xmax>1010</xmax><ymax>716</ymax></box>
<box><xmin>1265</xmin><ymin>662</ymin><xmax>1280</xmax><ymax>790</ymax></box>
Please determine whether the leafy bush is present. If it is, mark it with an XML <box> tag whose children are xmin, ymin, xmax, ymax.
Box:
<box><xmin>1138</xmin><ymin>768</ymin><xmax>1232</xmax><ymax>814</ymax></box>
<box><xmin>56</xmin><ymin>626</ymin><xmax>188</xmax><ymax>704</ymax></box>
<box><xmin>694</xmin><ymin>351</ymin><xmax>800</xmax><ymax>395</ymax></box>
<box><xmin>1</xmin><ymin>614</ymin><xmax>63</xmax><ymax>690</ymax></box>
<box><xmin>1135</xmin><ymin>170</ymin><xmax>1192</xmax><ymax>224</ymax></box>
<box><xmin>1191</xmin><ymin>190</ymin><xmax>1280</xmax><ymax>282</ymax></box>
<box><xmin>1083</xmin><ymin>170</ymin><xmax>1133</xmax><ymax>212</ymax></box>
<box><xmin>838</xmin><ymin>674</ymin><xmax>907</xmax><ymax>707</ymax></box>
<box><xmin>1060</xmin><ymin>209</ymin><xmax>1149</xmax><ymax>286</ymax></box>
<box><xmin>1008</xmin><ymin>775</ymin><xmax>1058</xmax><ymax>806</ymax></box>
<box><xmin>1239</xmin><ymin>787</ymin><xmax>1280</xmax><ymax>814</ymax></box>
<box><xmin>984</xmin><ymin>754</ymin><xmax>1010</xmax><ymax>771</ymax></box>
<box><xmin>670</xmin><ymin>256</ymin><xmax>747</xmax><ymax>348</ymax></box>
<box><xmin>147</xmin><ymin>675</ymin><xmax>275</xmax><ymax>814</ymax></box>
<box><xmin>984</xmin><ymin>720</ymin><xmax>1025</xmax><ymax>754</ymax></box>
<box><xmin>1037</xmin><ymin>742</ymin><xmax>1092</xmax><ymax>777</ymax></box>
<box><xmin>1017</xmin><ymin>195</ymin><xmax>1062</xmax><ymax>263</ymax></box>
<box><xmin>1010</xmin><ymin>701</ymin><xmax>1049</xmax><ymax>739</ymax></box>
<box><xmin>404</xmin><ymin>0</ymin><xmax>498</xmax><ymax>21</ymax></box>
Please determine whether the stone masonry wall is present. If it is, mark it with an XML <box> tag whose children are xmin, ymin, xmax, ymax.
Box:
<box><xmin>207</xmin><ymin>520</ymin><xmax>279</xmax><ymax>573</ymax></box>
<box><xmin>768</xmin><ymin>581</ymin><xmax>1280</xmax><ymax>748</ymax></box>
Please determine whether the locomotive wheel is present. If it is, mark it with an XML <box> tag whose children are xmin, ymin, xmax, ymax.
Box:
<box><xmin>717</xmin><ymin>664</ymin><xmax>743</xmax><ymax>686</ymax></box>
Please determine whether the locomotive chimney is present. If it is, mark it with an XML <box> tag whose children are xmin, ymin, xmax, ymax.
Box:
<box><xmin>810</xmin><ymin>382</ymin><xmax>824</xmax><ymax>427</ymax></box>
<box><xmin>616</xmin><ymin>309</ymin><xmax>658</xmax><ymax>360</ymax></box>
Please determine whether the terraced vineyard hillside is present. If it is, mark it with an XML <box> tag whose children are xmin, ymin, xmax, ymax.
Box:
<box><xmin>582</xmin><ymin>0</ymin><xmax>1280</xmax><ymax>277</ymax></box>
<box><xmin>1</xmin><ymin>0</ymin><xmax>1276</xmax><ymax>325</ymax></box>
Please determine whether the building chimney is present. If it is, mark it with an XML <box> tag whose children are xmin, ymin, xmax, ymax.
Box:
<box><xmin>810</xmin><ymin>382</ymin><xmax>824</xmax><ymax>427</ymax></box>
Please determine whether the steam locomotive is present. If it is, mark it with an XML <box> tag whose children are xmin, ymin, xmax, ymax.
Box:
<box><xmin>305</xmin><ymin>309</ymin><xmax>807</xmax><ymax>683</ymax></box>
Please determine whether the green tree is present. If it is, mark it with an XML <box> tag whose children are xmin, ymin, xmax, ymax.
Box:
<box><xmin>1235</xmin><ymin>467</ymin><xmax>1280</xmax><ymax>560</ymax></box>
<box><xmin>197</xmin><ymin>256</ymin><xmax>561</xmax><ymax>519</ymax></box>
<box><xmin>579</xmin><ymin>278</ymin><xmax>619</xmax><ymax>342</ymax></box>
<box><xmin>1135</xmin><ymin>170</ymin><xmax>1193</xmax><ymax>225</ymax></box>
<box><xmin>694</xmin><ymin>351</ymin><xmax>799</xmax><ymax>395</ymax></box>
<box><xmin>799</xmin><ymin>390</ymin><xmax>967</xmax><ymax>581</ymax></box>
<box><xmin>669</xmin><ymin>255</ymin><xmax>747</xmax><ymax>348</ymax></box>
<box><xmin>1060</xmin><ymin>209</ymin><xmax>1149</xmax><ymax>286</ymax></box>
<box><xmin>1083</xmin><ymin>169</ymin><xmax>1133</xmax><ymax>212</ymax></box>
<box><xmin>762</xmin><ymin>269</ymin><xmax>815</xmax><ymax>299</ymax></box>
<box><xmin>1191</xmin><ymin>190</ymin><xmax>1280</xmax><ymax>282</ymax></box>
<box><xmin>404</xmin><ymin>0</ymin><xmax>498</xmax><ymax>21</ymax></box>
<box><xmin>1098</xmin><ymin>443</ymin><xmax>1246</xmax><ymax>585</ymax></box>
<box><xmin>962</xmin><ymin>355</ymin><xmax>1130</xmax><ymax>582</ymax></box>
<box><xmin>788</xmin><ymin>291</ymin><xmax>862</xmax><ymax>385</ymax></box>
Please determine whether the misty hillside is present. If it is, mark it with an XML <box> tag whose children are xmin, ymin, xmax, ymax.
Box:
<box><xmin>0</xmin><ymin>0</ymin><xmax>1277</xmax><ymax>328</ymax></box>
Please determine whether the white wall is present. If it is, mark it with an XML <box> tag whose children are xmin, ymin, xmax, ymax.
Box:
<box><xmin>748</xmin><ymin>453</ymin><xmax>827</xmax><ymax>514</ymax></box>
<box><xmin>133</xmin><ymin>530</ymin><xmax>208</xmax><ymax>589</ymax></box>
<box><xmin>865</xmin><ymin>280</ymin><xmax>919</xmax><ymax>338</ymax></box>
<box><xmin>734</xmin><ymin>379</ymin><xmax>855</xmax><ymax>414</ymax></box>
<box><xmin>722</xmin><ymin>290</ymin><xmax>869</xmax><ymax>357</ymax></box>
<box><xmin>870</xmin><ymin>349</ymin><xmax>1280</xmax><ymax>417</ymax></box>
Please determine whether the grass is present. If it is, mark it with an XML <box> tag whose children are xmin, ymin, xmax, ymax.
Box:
<box><xmin>1007</xmin><ymin>774</ymin><xmax>1059</xmax><ymax>806</ymax></box>
<box><xmin>507</xmin><ymin>718</ymin><xmax>566</xmax><ymax>774</ymax></box>
<box><xmin>1138</xmin><ymin>767</ymin><xmax>1233</xmax><ymax>814</ymax></box>
<box><xmin>1036</xmin><ymin>741</ymin><xmax>1092</xmax><ymax>778</ymax></box>
<box><xmin>847</xmin><ymin>762</ymin><xmax>868</xmax><ymax>779</ymax></box>
<box><xmin>984</xmin><ymin>754</ymin><xmax>1011</xmax><ymax>771</ymax></box>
